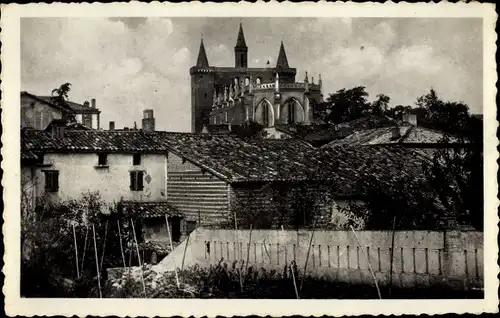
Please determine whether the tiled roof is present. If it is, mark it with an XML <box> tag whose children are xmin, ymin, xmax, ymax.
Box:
<box><xmin>45</xmin><ymin>119</ymin><xmax>92</xmax><ymax>131</ymax></box>
<box><xmin>303</xmin><ymin>116</ymin><xmax>398</xmax><ymax>144</ymax></box>
<box><xmin>22</xmin><ymin>129</ymin><xmax>172</xmax><ymax>153</ymax></box>
<box><xmin>21</xmin><ymin>92</ymin><xmax>75</xmax><ymax>114</ymax></box>
<box><xmin>36</xmin><ymin>95</ymin><xmax>100</xmax><ymax>114</ymax></box>
<box><xmin>120</xmin><ymin>201</ymin><xmax>181</xmax><ymax>218</ymax></box>
<box><xmin>22</xmin><ymin>129</ymin><xmax>429</xmax><ymax>195</ymax></box>
<box><xmin>324</xmin><ymin>125</ymin><xmax>459</xmax><ymax>147</ymax></box>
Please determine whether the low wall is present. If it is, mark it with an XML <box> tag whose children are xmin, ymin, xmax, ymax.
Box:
<box><xmin>154</xmin><ymin>228</ymin><xmax>483</xmax><ymax>291</ymax></box>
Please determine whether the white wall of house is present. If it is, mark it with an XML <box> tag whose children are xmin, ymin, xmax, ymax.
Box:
<box><xmin>91</xmin><ymin>114</ymin><xmax>99</xmax><ymax>129</ymax></box>
<box><xmin>75</xmin><ymin>114</ymin><xmax>83</xmax><ymax>124</ymax></box>
<box><xmin>30</xmin><ymin>152</ymin><xmax>167</xmax><ymax>206</ymax></box>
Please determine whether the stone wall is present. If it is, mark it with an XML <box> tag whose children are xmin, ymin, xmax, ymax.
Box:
<box><xmin>155</xmin><ymin>228</ymin><xmax>483</xmax><ymax>291</ymax></box>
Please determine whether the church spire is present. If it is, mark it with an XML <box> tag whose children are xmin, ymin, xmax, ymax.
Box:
<box><xmin>234</xmin><ymin>23</ymin><xmax>248</xmax><ymax>68</ymax></box>
<box><xmin>235</xmin><ymin>23</ymin><xmax>247</xmax><ymax>48</ymax></box>
<box><xmin>275</xmin><ymin>41</ymin><xmax>289</xmax><ymax>69</ymax></box>
<box><xmin>196</xmin><ymin>37</ymin><xmax>209</xmax><ymax>68</ymax></box>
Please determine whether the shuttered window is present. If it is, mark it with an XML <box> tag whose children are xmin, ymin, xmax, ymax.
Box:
<box><xmin>44</xmin><ymin>170</ymin><xmax>59</xmax><ymax>192</ymax></box>
<box><xmin>83</xmin><ymin>114</ymin><xmax>92</xmax><ymax>127</ymax></box>
<box><xmin>130</xmin><ymin>171</ymin><xmax>144</xmax><ymax>191</ymax></box>
<box><xmin>34</xmin><ymin>111</ymin><xmax>43</xmax><ymax>130</ymax></box>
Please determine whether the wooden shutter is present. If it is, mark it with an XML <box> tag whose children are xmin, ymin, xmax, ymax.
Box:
<box><xmin>53</xmin><ymin>171</ymin><xmax>59</xmax><ymax>190</ymax></box>
<box><xmin>35</xmin><ymin>111</ymin><xmax>42</xmax><ymax>130</ymax></box>
<box><xmin>130</xmin><ymin>171</ymin><xmax>136</xmax><ymax>190</ymax></box>
<box><xmin>137</xmin><ymin>171</ymin><xmax>144</xmax><ymax>190</ymax></box>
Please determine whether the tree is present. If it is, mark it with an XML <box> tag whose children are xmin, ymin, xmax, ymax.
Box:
<box><xmin>51</xmin><ymin>82</ymin><xmax>72</xmax><ymax>106</ymax></box>
<box><xmin>323</xmin><ymin>86</ymin><xmax>370</xmax><ymax>124</ymax></box>
<box><xmin>384</xmin><ymin>105</ymin><xmax>412</xmax><ymax>121</ymax></box>
<box><xmin>21</xmin><ymin>191</ymin><xmax>139</xmax><ymax>297</ymax></box>
<box><xmin>414</xmin><ymin>88</ymin><xmax>471</xmax><ymax>136</ymax></box>
<box><xmin>347</xmin><ymin>155</ymin><xmax>443</xmax><ymax>230</ymax></box>
<box><xmin>370</xmin><ymin>94</ymin><xmax>390</xmax><ymax>116</ymax></box>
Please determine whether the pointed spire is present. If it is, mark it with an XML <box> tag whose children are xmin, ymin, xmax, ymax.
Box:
<box><xmin>196</xmin><ymin>37</ymin><xmax>209</xmax><ymax>67</ymax></box>
<box><xmin>276</xmin><ymin>41</ymin><xmax>289</xmax><ymax>68</ymax></box>
<box><xmin>319</xmin><ymin>73</ymin><xmax>322</xmax><ymax>87</ymax></box>
<box><xmin>235</xmin><ymin>23</ymin><xmax>247</xmax><ymax>48</ymax></box>
<box><xmin>304</xmin><ymin>71</ymin><xmax>309</xmax><ymax>83</ymax></box>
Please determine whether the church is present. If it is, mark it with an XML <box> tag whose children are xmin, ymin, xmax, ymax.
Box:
<box><xmin>189</xmin><ymin>24</ymin><xmax>324</xmax><ymax>133</ymax></box>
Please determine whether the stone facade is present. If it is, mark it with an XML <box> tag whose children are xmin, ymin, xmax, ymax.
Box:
<box><xmin>190</xmin><ymin>24</ymin><xmax>323</xmax><ymax>132</ymax></box>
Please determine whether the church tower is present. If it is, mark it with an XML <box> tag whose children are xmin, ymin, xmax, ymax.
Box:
<box><xmin>190</xmin><ymin>37</ymin><xmax>215</xmax><ymax>133</ymax></box>
<box><xmin>234</xmin><ymin>23</ymin><xmax>248</xmax><ymax>68</ymax></box>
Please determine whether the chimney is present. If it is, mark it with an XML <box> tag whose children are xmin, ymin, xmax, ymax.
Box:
<box><xmin>83</xmin><ymin>101</ymin><xmax>90</xmax><ymax>107</ymax></box>
<box><xmin>391</xmin><ymin>127</ymin><xmax>401</xmax><ymax>140</ymax></box>
<box><xmin>91</xmin><ymin>98</ymin><xmax>96</xmax><ymax>109</ymax></box>
<box><xmin>403</xmin><ymin>113</ymin><xmax>417</xmax><ymax>126</ymax></box>
<box><xmin>142</xmin><ymin>109</ymin><xmax>155</xmax><ymax>133</ymax></box>
<box><xmin>109</xmin><ymin>121</ymin><xmax>115</xmax><ymax>131</ymax></box>
<box><xmin>124</xmin><ymin>127</ymin><xmax>129</xmax><ymax>131</ymax></box>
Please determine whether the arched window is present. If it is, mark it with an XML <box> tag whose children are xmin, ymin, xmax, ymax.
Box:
<box><xmin>263</xmin><ymin>105</ymin><xmax>270</xmax><ymax>126</ymax></box>
<box><xmin>245</xmin><ymin>77</ymin><xmax>250</xmax><ymax>86</ymax></box>
<box><xmin>288</xmin><ymin>101</ymin><xmax>296</xmax><ymax>124</ymax></box>
<box><xmin>256</xmin><ymin>77</ymin><xmax>261</xmax><ymax>85</ymax></box>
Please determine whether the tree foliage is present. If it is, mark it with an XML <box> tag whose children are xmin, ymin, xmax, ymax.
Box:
<box><xmin>51</xmin><ymin>82</ymin><xmax>72</xmax><ymax>105</ymax></box>
<box><xmin>21</xmin><ymin>191</ymin><xmax>143</xmax><ymax>297</ymax></box>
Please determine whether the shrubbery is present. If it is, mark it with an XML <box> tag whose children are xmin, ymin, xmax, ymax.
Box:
<box><xmin>107</xmin><ymin>260</ymin><xmax>482</xmax><ymax>299</ymax></box>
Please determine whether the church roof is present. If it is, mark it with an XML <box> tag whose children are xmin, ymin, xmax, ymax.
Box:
<box><xmin>276</xmin><ymin>41</ymin><xmax>290</xmax><ymax>68</ymax></box>
<box><xmin>235</xmin><ymin>23</ymin><xmax>247</xmax><ymax>48</ymax></box>
<box><xmin>196</xmin><ymin>38</ymin><xmax>209</xmax><ymax>67</ymax></box>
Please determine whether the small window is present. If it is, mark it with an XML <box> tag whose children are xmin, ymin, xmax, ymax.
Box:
<box><xmin>130</xmin><ymin>171</ymin><xmax>144</xmax><ymax>191</ymax></box>
<box><xmin>98</xmin><ymin>153</ymin><xmax>108</xmax><ymax>166</ymax></box>
<box><xmin>133</xmin><ymin>154</ymin><xmax>141</xmax><ymax>166</ymax></box>
<box><xmin>44</xmin><ymin>170</ymin><xmax>59</xmax><ymax>192</ymax></box>
<box><xmin>204</xmin><ymin>93</ymin><xmax>208</xmax><ymax>98</ymax></box>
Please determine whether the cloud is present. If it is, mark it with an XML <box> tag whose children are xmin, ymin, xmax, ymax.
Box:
<box><xmin>21</xmin><ymin>17</ymin><xmax>483</xmax><ymax>133</ymax></box>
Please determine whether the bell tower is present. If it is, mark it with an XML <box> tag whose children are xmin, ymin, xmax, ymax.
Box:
<box><xmin>234</xmin><ymin>23</ymin><xmax>248</xmax><ymax>68</ymax></box>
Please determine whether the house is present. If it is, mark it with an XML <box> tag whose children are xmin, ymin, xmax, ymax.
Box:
<box><xmin>321</xmin><ymin>114</ymin><xmax>471</xmax><ymax>159</ymax></box>
<box><xmin>21</xmin><ymin>91</ymin><xmax>101</xmax><ymax>130</ymax></box>
<box><xmin>21</xmin><ymin>123</ymin><xmax>434</xmax><ymax>255</ymax></box>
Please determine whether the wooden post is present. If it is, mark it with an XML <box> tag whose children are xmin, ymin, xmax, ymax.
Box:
<box><xmin>72</xmin><ymin>224</ymin><xmax>80</xmax><ymax>278</ymax></box>
<box><xmin>165</xmin><ymin>215</ymin><xmax>180</xmax><ymax>288</ymax></box>
<box><xmin>91</xmin><ymin>224</ymin><xmax>102</xmax><ymax>298</ymax></box>
<box><xmin>130</xmin><ymin>218</ymin><xmax>147</xmax><ymax>298</ymax></box>
<box><xmin>117</xmin><ymin>220</ymin><xmax>126</xmax><ymax>269</ymax></box>
<box><xmin>81</xmin><ymin>226</ymin><xmax>89</xmax><ymax>272</ymax></box>
<box><xmin>350</xmin><ymin>225</ymin><xmax>382</xmax><ymax>299</ymax></box>
<box><xmin>299</xmin><ymin>219</ymin><xmax>317</xmax><ymax>296</ymax></box>
<box><xmin>389</xmin><ymin>216</ymin><xmax>397</xmax><ymax>297</ymax></box>
<box><xmin>99</xmin><ymin>220</ymin><xmax>109</xmax><ymax>272</ymax></box>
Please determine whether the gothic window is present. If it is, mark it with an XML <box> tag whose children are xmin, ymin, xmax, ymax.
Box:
<box><xmin>245</xmin><ymin>77</ymin><xmax>250</xmax><ymax>86</ymax></box>
<box><xmin>288</xmin><ymin>101</ymin><xmax>296</xmax><ymax>124</ymax></box>
<box><xmin>262</xmin><ymin>104</ymin><xmax>269</xmax><ymax>127</ymax></box>
<box><xmin>256</xmin><ymin>77</ymin><xmax>261</xmax><ymax>85</ymax></box>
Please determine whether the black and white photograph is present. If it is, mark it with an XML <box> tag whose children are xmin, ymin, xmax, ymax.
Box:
<box><xmin>2</xmin><ymin>2</ymin><xmax>498</xmax><ymax>317</ymax></box>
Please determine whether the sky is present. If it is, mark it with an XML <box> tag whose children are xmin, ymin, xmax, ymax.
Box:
<box><xmin>21</xmin><ymin>17</ymin><xmax>482</xmax><ymax>132</ymax></box>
